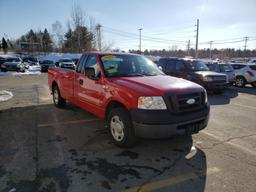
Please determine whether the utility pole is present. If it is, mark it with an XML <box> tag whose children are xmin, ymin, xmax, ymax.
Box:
<box><xmin>187</xmin><ymin>40</ymin><xmax>190</xmax><ymax>56</ymax></box>
<box><xmin>244</xmin><ymin>36</ymin><xmax>249</xmax><ymax>51</ymax></box>
<box><xmin>195</xmin><ymin>19</ymin><xmax>199</xmax><ymax>58</ymax></box>
<box><xmin>209</xmin><ymin>41</ymin><xmax>213</xmax><ymax>59</ymax></box>
<box><xmin>96</xmin><ymin>24</ymin><xmax>102</xmax><ymax>51</ymax></box>
<box><xmin>138</xmin><ymin>28</ymin><xmax>142</xmax><ymax>54</ymax></box>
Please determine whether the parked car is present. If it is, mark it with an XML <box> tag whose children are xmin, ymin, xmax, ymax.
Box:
<box><xmin>1</xmin><ymin>57</ymin><xmax>25</xmax><ymax>72</ymax></box>
<box><xmin>206</xmin><ymin>63</ymin><xmax>236</xmax><ymax>84</ymax></box>
<box><xmin>248</xmin><ymin>58</ymin><xmax>256</xmax><ymax>64</ymax></box>
<box><xmin>230</xmin><ymin>63</ymin><xmax>256</xmax><ymax>87</ymax></box>
<box><xmin>58</xmin><ymin>58</ymin><xmax>76</xmax><ymax>69</ymax></box>
<box><xmin>0</xmin><ymin>57</ymin><xmax>6</xmax><ymax>71</ymax></box>
<box><xmin>72</xmin><ymin>58</ymin><xmax>79</xmax><ymax>65</ymax></box>
<box><xmin>39</xmin><ymin>60</ymin><xmax>55</xmax><ymax>72</ymax></box>
<box><xmin>48</xmin><ymin>52</ymin><xmax>210</xmax><ymax>147</ymax></box>
<box><xmin>158</xmin><ymin>58</ymin><xmax>228</xmax><ymax>94</ymax></box>
<box><xmin>22</xmin><ymin>57</ymin><xmax>39</xmax><ymax>69</ymax></box>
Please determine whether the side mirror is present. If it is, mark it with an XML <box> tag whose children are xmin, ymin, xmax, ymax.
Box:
<box><xmin>158</xmin><ymin>66</ymin><xmax>163</xmax><ymax>71</ymax></box>
<box><xmin>84</xmin><ymin>67</ymin><xmax>96</xmax><ymax>79</ymax></box>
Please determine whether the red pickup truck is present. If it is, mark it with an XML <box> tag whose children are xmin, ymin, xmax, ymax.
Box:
<box><xmin>48</xmin><ymin>52</ymin><xmax>210</xmax><ymax>147</ymax></box>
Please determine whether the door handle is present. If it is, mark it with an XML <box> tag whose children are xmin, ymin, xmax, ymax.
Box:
<box><xmin>79</xmin><ymin>79</ymin><xmax>83</xmax><ymax>85</ymax></box>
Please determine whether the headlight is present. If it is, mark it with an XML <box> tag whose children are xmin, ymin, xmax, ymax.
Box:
<box><xmin>138</xmin><ymin>96</ymin><xmax>167</xmax><ymax>110</ymax></box>
<box><xmin>203</xmin><ymin>76</ymin><xmax>213</xmax><ymax>82</ymax></box>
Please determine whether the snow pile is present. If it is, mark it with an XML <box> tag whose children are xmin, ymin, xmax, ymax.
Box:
<box><xmin>0</xmin><ymin>90</ymin><xmax>13</xmax><ymax>102</ymax></box>
<box><xmin>0</xmin><ymin>70</ymin><xmax>41</xmax><ymax>77</ymax></box>
<box><xmin>37</xmin><ymin>53</ymin><xmax>82</xmax><ymax>62</ymax></box>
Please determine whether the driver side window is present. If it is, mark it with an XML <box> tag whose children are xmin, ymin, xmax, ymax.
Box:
<box><xmin>85</xmin><ymin>55</ymin><xmax>101</xmax><ymax>78</ymax></box>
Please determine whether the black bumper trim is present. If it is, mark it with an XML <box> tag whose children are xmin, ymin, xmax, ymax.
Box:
<box><xmin>130</xmin><ymin>105</ymin><xmax>210</xmax><ymax>138</ymax></box>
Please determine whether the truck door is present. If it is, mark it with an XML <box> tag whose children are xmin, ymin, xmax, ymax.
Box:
<box><xmin>74</xmin><ymin>55</ymin><xmax>104</xmax><ymax>111</ymax></box>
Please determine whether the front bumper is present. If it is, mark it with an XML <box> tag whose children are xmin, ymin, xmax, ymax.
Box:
<box><xmin>130</xmin><ymin>104</ymin><xmax>210</xmax><ymax>138</ymax></box>
<box><xmin>203</xmin><ymin>82</ymin><xmax>228</xmax><ymax>90</ymax></box>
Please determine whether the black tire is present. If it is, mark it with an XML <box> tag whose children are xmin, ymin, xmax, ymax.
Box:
<box><xmin>251</xmin><ymin>82</ymin><xmax>256</xmax><ymax>88</ymax></box>
<box><xmin>52</xmin><ymin>85</ymin><xmax>66</xmax><ymax>108</ymax></box>
<box><xmin>235</xmin><ymin>76</ymin><xmax>246</xmax><ymax>87</ymax></box>
<box><xmin>107</xmin><ymin>107</ymin><xmax>137</xmax><ymax>148</ymax></box>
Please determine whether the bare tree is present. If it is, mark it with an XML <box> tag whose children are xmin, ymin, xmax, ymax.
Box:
<box><xmin>71</xmin><ymin>4</ymin><xmax>86</xmax><ymax>27</ymax></box>
<box><xmin>52</xmin><ymin>21</ymin><xmax>64</xmax><ymax>49</ymax></box>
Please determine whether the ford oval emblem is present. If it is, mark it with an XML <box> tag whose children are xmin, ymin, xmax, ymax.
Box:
<box><xmin>186</xmin><ymin>98</ymin><xmax>195</xmax><ymax>105</ymax></box>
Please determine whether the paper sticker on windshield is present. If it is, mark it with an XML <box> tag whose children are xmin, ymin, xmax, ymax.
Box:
<box><xmin>107</xmin><ymin>66</ymin><xmax>117</xmax><ymax>73</ymax></box>
<box><xmin>102</xmin><ymin>55</ymin><xmax>115</xmax><ymax>60</ymax></box>
<box><xmin>102</xmin><ymin>55</ymin><xmax>123</xmax><ymax>62</ymax></box>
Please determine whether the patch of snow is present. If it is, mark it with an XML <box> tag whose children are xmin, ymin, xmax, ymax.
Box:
<box><xmin>0</xmin><ymin>90</ymin><xmax>13</xmax><ymax>102</ymax></box>
<box><xmin>0</xmin><ymin>70</ymin><xmax>41</xmax><ymax>77</ymax></box>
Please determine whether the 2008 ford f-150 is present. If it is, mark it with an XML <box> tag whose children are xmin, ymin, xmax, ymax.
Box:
<box><xmin>48</xmin><ymin>52</ymin><xmax>210</xmax><ymax>147</ymax></box>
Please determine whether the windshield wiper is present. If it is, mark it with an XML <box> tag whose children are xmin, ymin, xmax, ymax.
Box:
<box><xmin>125</xmin><ymin>73</ymin><xmax>145</xmax><ymax>77</ymax></box>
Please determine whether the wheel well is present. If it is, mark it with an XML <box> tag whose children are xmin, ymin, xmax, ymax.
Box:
<box><xmin>52</xmin><ymin>81</ymin><xmax>58</xmax><ymax>91</ymax></box>
<box><xmin>236</xmin><ymin>75</ymin><xmax>247</xmax><ymax>83</ymax></box>
<box><xmin>105</xmin><ymin>101</ymin><xmax>127</xmax><ymax>120</ymax></box>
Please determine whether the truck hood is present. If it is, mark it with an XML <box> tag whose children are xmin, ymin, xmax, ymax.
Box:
<box><xmin>195</xmin><ymin>71</ymin><xmax>226</xmax><ymax>77</ymax></box>
<box><xmin>110</xmin><ymin>75</ymin><xmax>204</xmax><ymax>95</ymax></box>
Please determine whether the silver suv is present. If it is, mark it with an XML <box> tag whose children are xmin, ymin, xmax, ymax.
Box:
<box><xmin>230</xmin><ymin>63</ymin><xmax>256</xmax><ymax>87</ymax></box>
<box><xmin>206</xmin><ymin>63</ymin><xmax>235</xmax><ymax>84</ymax></box>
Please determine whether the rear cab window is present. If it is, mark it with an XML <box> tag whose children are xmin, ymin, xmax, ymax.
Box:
<box><xmin>220</xmin><ymin>64</ymin><xmax>234</xmax><ymax>72</ymax></box>
<box><xmin>232</xmin><ymin>64</ymin><xmax>246</xmax><ymax>70</ymax></box>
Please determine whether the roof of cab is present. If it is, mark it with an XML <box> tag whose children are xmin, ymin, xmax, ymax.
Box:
<box><xmin>82</xmin><ymin>51</ymin><xmax>140</xmax><ymax>56</ymax></box>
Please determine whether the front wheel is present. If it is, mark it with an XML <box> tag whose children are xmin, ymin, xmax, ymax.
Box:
<box><xmin>235</xmin><ymin>77</ymin><xmax>246</xmax><ymax>87</ymax></box>
<box><xmin>52</xmin><ymin>85</ymin><xmax>66</xmax><ymax>108</ymax></box>
<box><xmin>107</xmin><ymin>108</ymin><xmax>137</xmax><ymax>148</ymax></box>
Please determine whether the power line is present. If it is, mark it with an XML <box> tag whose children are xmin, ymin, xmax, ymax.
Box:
<box><xmin>138</xmin><ymin>28</ymin><xmax>142</xmax><ymax>53</ymax></box>
<box><xmin>244</xmin><ymin>36</ymin><xmax>249</xmax><ymax>51</ymax></box>
<box><xmin>102</xmin><ymin>26</ymin><xmax>187</xmax><ymax>43</ymax></box>
<box><xmin>95</xmin><ymin>24</ymin><xmax>102</xmax><ymax>51</ymax></box>
<box><xmin>195</xmin><ymin>19</ymin><xmax>199</xmax><ymax>58</ymax></box>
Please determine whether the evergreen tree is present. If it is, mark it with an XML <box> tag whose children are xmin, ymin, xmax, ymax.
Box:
<box><xmin>42</xmin><ymin>28</ymin><xmax>52</xmax><ymax>52</ymax></box>
<box><xmin>2</xmin><ymin>37</ymin><xmax>8</xmax><ymax>54</ymax></box>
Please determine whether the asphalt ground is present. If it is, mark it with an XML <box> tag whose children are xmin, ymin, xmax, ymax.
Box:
<box><xmin>0</xmin><ymin>74</ymin><xmax>256</xmax><ymax>192</ymax></box>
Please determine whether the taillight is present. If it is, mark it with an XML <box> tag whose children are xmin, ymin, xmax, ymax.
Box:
<box><xmin>247</xmin><ymin>71</ymin><xmax>254</xmax><ymax>77</ymax></box>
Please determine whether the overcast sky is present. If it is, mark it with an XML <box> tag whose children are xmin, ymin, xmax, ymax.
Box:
<box><xmin>0</xmin><ymin>0</ymin><xmax>255</xmax><ymax>50</ymax></box>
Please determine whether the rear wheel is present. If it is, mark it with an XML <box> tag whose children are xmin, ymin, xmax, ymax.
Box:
<box><xmin>52</xmin><ymin>85</ymin><xmax>66</xmax><ymax>108</ymax></box>
<box><xmin>107</xmin><ymin>107</ymin><xmax>137</xmax><ymax>148</ymax></box>
<box><xmin>235</xmin><ymin>76</ymin><xmax>246</xmax><ymax>87</ymax></box>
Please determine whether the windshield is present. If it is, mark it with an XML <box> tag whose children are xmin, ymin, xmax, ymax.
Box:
<box><xmin>23</xmin><ymin>57</ymin><xmax>38</xmax><ymax>62</ymax></box>
<box><xmin>186</xmin><ymin>60</ymin><xmax>210</xmax><ymax>71</ymax></box>
<box><xmin>100</xmin><ymin>54</ymin><xmax>163</xmax><ymax>77</ymax></box>
<box><xmin>6</xmin><ymin>57</ymin><xmax>20</xmax><ymax>62</ymax></box>
<box><xmin>40</xmin><ymin>60</ymin><xmax>54</xmax><ymax>64</ymax></box>
<box><xmin>220</xmin><ymin>64</ymin><xmax>234</xmax><ymax>72</ymax></box>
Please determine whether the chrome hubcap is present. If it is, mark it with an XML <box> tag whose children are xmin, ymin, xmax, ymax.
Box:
<box><xmin>53</xmin><ymin>89</ymin><xmax>59</xmax><ymax>104</ymax></box>
<box><xmin>236</xmin><ymin>78</ymin><xmax>243</xmax><ymax>87</ymax></box>
<box><xmin>110</xmin><ymin>115</ymin><xmax>125</xmax><ymax>141</ymax></box>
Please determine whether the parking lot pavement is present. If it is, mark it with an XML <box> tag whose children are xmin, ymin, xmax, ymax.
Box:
<box><xmin>0</xmin><ymin>74</ymin><xmax>256</xmax><ymax>192</ymax></box>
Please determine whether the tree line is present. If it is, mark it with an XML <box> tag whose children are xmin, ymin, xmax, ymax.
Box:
<box><xmin>129</xmin><ymin>48</ymin><xmax>256</xmax><ymax>59</ymax></box>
